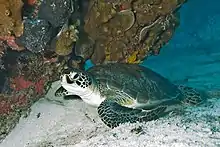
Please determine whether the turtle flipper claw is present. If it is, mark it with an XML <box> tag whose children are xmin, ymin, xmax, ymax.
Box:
<box><xmin>97</xmin><ymin>100</ymin><xmax>167</xmax><ymax>128</ymax></box>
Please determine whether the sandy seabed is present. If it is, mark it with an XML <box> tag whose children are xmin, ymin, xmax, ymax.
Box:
<box><xmin>0</xmin><ymin>82</ymin><xmax>220</xmax><ymax>147</ymax></box>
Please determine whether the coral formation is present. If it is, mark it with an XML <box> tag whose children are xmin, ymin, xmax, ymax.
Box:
<box><xmin>0</xmin><ymin>0</ymin><xmax>83</xmax><ymax>142</ymax></box>
<box><xmin>55</xmin><ymin>22</ymin><xmax>79</xmax><ymax>56</ymax></box>
<box><xmin>0</xmin><ymin>0</ymin><xmax>24</xmax><ymax>37</ymax></box>
<box><xmin>0</xmin><ymin>36</ymin><xmax>24</xmax><ymax>51</ymax></box>
<box><xmin>6</xmin><ymin>50</ymin><xmax>66</xmax><ymax>84</ymax></box>
<box><xmin>0</xmin><ymin>88</ymin><xmax>35</xmax><ymax>141</ymax></box>
<box><xmin>10</xmin><ymin>76</ymin><xmax>45</xmax><ymax>94</ymax></box>
<box><xmin>0</xmin><ymin>49</ymin><xmax>69</xmax><ymax>141</ymax></box>
<box><xmin>84</xmin><ymin>0</ymin><xmax>186</xmax><ymax>64</ymax></box>
<box><xmin>0</xmin><ymin>0</ymin><xmax>24</xmax><ymax>51</ymax></box>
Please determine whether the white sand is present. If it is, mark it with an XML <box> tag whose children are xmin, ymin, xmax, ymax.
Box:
<box><xmin>0</xmin><ymin>81</ymin><xmax>219</xmax><ymax>147</ymax></box>
<box><xmin>0</xmin><ymin>82</ymin><xmax>108</xmax><ymax>147</ymax></box>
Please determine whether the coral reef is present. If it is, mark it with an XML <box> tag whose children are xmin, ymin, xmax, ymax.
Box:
<box><xmin>0</xmin><ymin>0</ymin><xmax>24</xmax><ymax>37</ymax></box>
<box><xmin>0</xmin><ymin>0</ymin><xmax>24</xmax><ymax>51</ymax></box>
<box><xmin>55</xmin><ymin>22</ymin><xmax>79</xmax><ymax>56</ymax></box>
<box><xmin>0</xmin><ymin>49</ymin><xmax>68</xmax><ymax>141</ymax></box>
<box><xmin>7</xmin><ymin>50</ymin><xmax>66</xmax><ymax>84</ymax></box>
<box><xmin>0</xmin><ymin>87</ymin><xmax>36</xmax><ymax>141</ymax></box>
<box><xmin>10</xmin><ymin>76</ymin><xmax>45</xmax><ymax>94</ymax></box>
<box><xmin>0</xmin><ymin>36</ymin><xmax>23</xmax><ymax>51</ymax></box>
<box><xmin>0</xmin><ymin>0</ymin><xmax>84</xmax><ymax>143</ymax></box>
<box><xmin>84</xmin><ymin>0</ymin><xmax>186</xmax><ymax>64</ymax></box>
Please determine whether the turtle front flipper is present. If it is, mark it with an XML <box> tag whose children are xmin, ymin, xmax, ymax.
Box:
<box><xmin>178</xmin><ymin>85</ymin><xmax>206</xmax><ymax>105</ymax></box>
<box><xmin>97</xmin><ymin>100</ymin><xmax>167</xmax><ymax>128</ymax></box>
<box><xmin>55</xmin><ymin>86</ymin><xmax>75</xmax><ymax>97</ymax></box>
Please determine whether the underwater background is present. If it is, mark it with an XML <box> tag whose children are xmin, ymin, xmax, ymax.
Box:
<box><xmin>143</xmin><ymin>0</ymin><xmax>220</xmax><ymax>91</ymax></box>
<box><xmin>85</xmin><ymin>0</ymin><xmax>220</xmax><ymax>91</ymax></box>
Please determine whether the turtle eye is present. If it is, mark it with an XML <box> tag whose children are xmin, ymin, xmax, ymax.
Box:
<box><xmin>73</xmin><ymin>73</ymin><xmax>79</xmax><ymax>79</ymax></box>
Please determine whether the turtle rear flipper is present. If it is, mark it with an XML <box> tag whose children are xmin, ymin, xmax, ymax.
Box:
<box><xmin>178</xmin><ymin>85</ymin><xmax>206</xmax><ymax>106</ymax></box>
<box><xmin>55</xmin><ymin>86</ymin><xmax>75</xmax><ymax>97</ymax></box>
<box><xmin>97</xmin><ymin>100</ymin><xmax>167</xmax><ymax>128</ymax></box>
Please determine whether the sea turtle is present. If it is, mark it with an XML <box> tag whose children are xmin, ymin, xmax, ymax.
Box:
<box><xmin>55</xmin><ymin>63</ymin><xmax>207</xmax><ymax>128</ymax></box>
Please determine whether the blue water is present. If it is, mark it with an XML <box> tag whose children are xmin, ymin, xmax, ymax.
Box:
<box><xmin>85</xmin><ymin>0</ymin><xmax>220</xmax><ymax>91</ymax></box>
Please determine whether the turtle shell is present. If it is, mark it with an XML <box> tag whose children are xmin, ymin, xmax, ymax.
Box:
<box><xmin>87</xmin><ymin>63</ymin><xmax>184</xmax><ymax>108</ymax></box>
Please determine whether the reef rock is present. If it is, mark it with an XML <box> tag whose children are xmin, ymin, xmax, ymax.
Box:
<box><xmin>84</xmin><ymin>0</ymin><xmax>186</xmax><ymax>64</ymax></box>
<box><xmin>17</xmin><ymin>19</ymin><xmax>54</xmax><ymax>53</ymax></box>
<box><xmin>38</xmin><ymin>0</ymin><xmax>74</xmax><ymax>27</ymax></box>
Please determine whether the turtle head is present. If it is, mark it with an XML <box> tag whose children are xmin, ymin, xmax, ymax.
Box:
<box><xmin>60</xmin><ymin>70</ymin><xmax>93</xmax><ymax>96</ymax></box>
